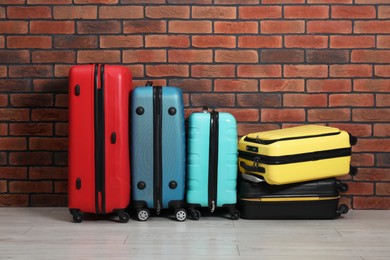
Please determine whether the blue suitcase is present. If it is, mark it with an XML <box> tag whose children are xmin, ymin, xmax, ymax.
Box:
<box><xmin>186</xmin><ymin>107</ymin><xmax>240</xmax><ymax>220</ymax></box>
<box><xmin>131</xmin><ymin>82</ymin><xmax>187</xmax><ymax>221</ymax></box>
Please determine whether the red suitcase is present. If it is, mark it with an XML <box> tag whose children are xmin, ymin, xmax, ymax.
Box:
<box><xmin>68</xmin><ymin>64</ymin><xmax>132</xmax><ymax>223</ymax></box>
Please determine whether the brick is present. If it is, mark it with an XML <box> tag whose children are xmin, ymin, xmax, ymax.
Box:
<box><xmin>121</xmin><ymin>0</ymin><xmax>164</xmax><ymax>2</ymax></box>
<box><xmin>353</xmin><ymin>109</ymin><xmax>390</xmax><ymax>122</ymax></box>
<box><xmin>329</xmin><ymin>94</ymin><xmax>374</xmax><ymax>107</ymax></box>
<box><xmin>193</xmin><ymin>6</ymin><xmax>236</xmax><ymax>19</ymax></box>
<box><xmin>0</xmin><ymin>109</ymin><xmax>29</xmax><ymax>121</ymax></box>
<box><xmin>146</xmin><ymin>65</ymin><xmax>189</xmax><ymax>77</ymax></box>
<box><xmin>346</xmin><ymin>182</ymin><xmax>374</xmax><ymax>195</ymax></box>
<box><xmin>77</xmin><ymin>50</ymin><xmax>120</xmax><ymax>63</ymax></box>
<box><xmin>216</xmin><ymin>50</ymin><xmax>258</xmax><ymax>63</ymax></box>
<box><xmin>215</xmin><ymin>21</ymin><xmax>258</xmax><ymax>34</ymax></box>
<box><xmin>0</xmin><ymin>138</ymin><xmax>26</xmax><ymax>150</ymax></box>
<box><xmin>9</xmin><ymin>152</ymin><xmax>53</xmax><ymax>166</ymax></box>
<box><xmin>263</xmin><ymin>0</ymin><xmax>304</xmax><ymax>2</ymax></box>
<box><xmin>350</xmin><ymin>153</ymin><xmax>374</xmax><ymax>167</ymax></box>
<box><xmin>329</xmin><ymin>123</ymin><xmax>372</xmax><ymax>137</ymax></box>
<box><xmin>355</xmin><ymin>0</ymin><xmax>390</xmax><ymax>3</ymax></box>
<box><xmin>55</xmin><ymin>123</ymin><xmax>68</xmax><ymax>136</ymax></box>
<box><xmin>0</xmin><ymin>95</ymin><xmax>7</xmax><ymax>107</ymax></box>
<box><xmin>0</xmin><ymin>36</ymin><xmax>4</xmax><ymax>48</ymax></box>
<box><xmin>374</xmin><ymin>124</ymin><xmax>390</xmax><ymax>136</ymax></box>
<box><xmin>284</xmin><ymin>94</ymin><xmax>327</xmax><ymax>107</ymax></box>
<box><xmin>54</xmin><ymin>181</ymin><xmax>67</xmax><ymax>193</ymax></box>
<box><xmin>285</xmin><ymin>6</ymin><xmax>329</xmax><ymax>19</ymax></box>
<box><xmin>30</xmin><ymin>194</ymin><xmax>67</xmax><ymax>207</ymax></box>
<box><xmin>10</xmin><ymin>94</ymin><xmax>53</xmax><ymax>108</ymax></box>
<box><xmin>260</xmin><ymin>79</ymin><xmax>304</xmax><ymax>92</ymax></box>
<box><xmin>168</xmin><ymin>79</ymin><xmax>212</xmax><ymax>92</ymax></box>
<box><xmin>124</xmin><ymin>20</ymin><xmax>166</xmax><ymax>34</ymax></box>
<box><xmin>55</xmin><ymin>152</ymin><xmax>67</xmax><ymax>166</ymax></box>
<box><xmin>238</xmin><ymin>124</ymin><xmax>280</xmax><ymax>137</ymax></box>
<box><xmin>190</xmin><ymin>93</ymin><xmax>235</xmax><ymax>107</ymax></box>
<box><xmin>238</xmin><ymin>36</ymin><xmax>282</xmax><ymax>48</ymax></box>
<box><xmin>7</xmin><ymin>6</ymin><xmax>52</xmax><ymax>19</ymax></box>
<box><xmin>308</xmin><ymin>0</ymin><xmax>352</xmax><ymax>2</ymax></box>
<box><xmin>0</xmin><ymin>0</ymin><xmax>24</xmax><ymax>3</ymax></box>
<box><xmin>0</xmin><ymin>7</ymin><xmax>3</xmax><ymax>19</ymax></box>
<box><xmin>169</xmin><ymin>50</ymin><xmax>212</xmax><ymax>63</ymax></box>
<box><xmin>7</xmin><ymin>36</ymin><xmax>52</xmax><ymax>49</ymax></box>
<box><xmin>354</xmin><ymin>79</ymin><xmax>390</xmax><ymax>92</ymax></box>
<box><xmin>261</xmin><ymin>21</ymin><xmax>304</xmax><ymax>34</ymax></box>
<box><xmin>126</xmin><ymin>65</ymin><xmax>144</xmax><ymax>78</ymax></box>
<box><xmin>0</xmin><ymin>167</ymin><xmax>27</xmax><ymax>179</ymax></box>
<box><xmin>378</xmin><ymin>36</ymin><xmax>390</xmax><ymax>48</ymax></box>
<box><xmin>237</xmin><ymin>94</ymin><xmax>281</xmax><ymax>107</ymax></box>
<box><xmin>146</xmin><ymin>6</ymin><xmax>188</xmax><ymax>19</ymax></box>
<box><xmin>0</xmin><ymin>195</ymin><xmax>28</xmax><ymax>207</ymax></box>
<box><xmin>170</xmin><ymin>21</ymin><xmax>212</xmax><ymax>34</ymax></box>
<box><xmin>54</xmin><ymin>36</ymin><xmax>98</xmax><ymax>49</ymax></box>
<box><xmin>30</xmin><ymin>167</ymin><xmax>67</xmax><ymax>180</ymax></box>
<box><xmin>376</xmin><ymin>183</ymin><xmax>390</xmax><ymax>195</ymax></box>
<box><xmin>375</xmin><ymin>65</ymin><xmax>390</xmax><ymax>77</ymax></box>
<box><xmin>261</xmin><ymin>50</ymin><xmax>304</xmax><ymax>63</ymax></box>
<box><xmin>0</xmin><ymin>80</ymin><xmax>31</xmax><ymax>93</ymax></box>
<box><xmin>0</xmin><ymin>67</ymin><xmax>5</xmax><ymax>78</ymax></box>
<box><xmin>78</xmin><ymin>21</ymin><xmax>121</xmax><ymax>34</ymax></box>
<box><xmin>237</xmin><ymin>65</ymin><xmax>281</xmax><ymax>78</ymax></box>
<box><xmin>377</xmin><ymin>94</ymin><xmax>390</xmax><ymax>107</ymax></box>
<box><xmin>379</xmin><ymin>6</ymin><xmax>390</xmax><ymax>18</ymax></box>
<box><xmin>0</xmin><ymin>50</ymin><xmax>29</xmax><ymax>64</ymax></box>
<box><xmin>31</xmin><ymin>109</ymin><xmax>68</xmax><ymax>122</ymax></box>
<box><xmin>54</xmin><ymin>6</ymin><xmax>97</xmax><ymax>19</ymax></box>
<box><xmin>218</xmin><ymin>109</ymin><xmax>259</xmax><ymax>122</ymax></box>
<box><xmin>146</xmin><ymin>35</ymin><xmax>189</xmax><ymax>48</ymax></box>
<box><xmin>307</xmin><ymin>21</ymin><xmax>352</xmax><ymax>34</ymax></box>
<box><xmin>354</xmin><ymin>197</ymin><xmax>390</xmax><ymax>210</ymax></box>
<box><xmin>33</xmin><ymin>79</ymin><xmax>67</xmax><ymax>93</ymax></box>
<box><xmin>352</xmin><ymin>50</ymin><xmax>390</xmax><ymax>63</ymax></box>
<box><xmin>10</xmin><ymin>123</ymin><xmax>53</xmax><ymax>136</ymax></box>
<box><xmin>55</xmin><ymin>94</ymin><xmax>67</xmax><ymax>108</ymax></box>
<box><xmin>308</xmin><ymin>108</ymin><xmax>351</xmax><ymax>122</ymax></box>
<box><xmin>355</xmin><ymin>168</ymin><xmax>390</xmax><ymax>181</ymax></box>
<box><xmin>74</xmin><ymin>0</ymin><xmax>117</xmax><ymax>3</ymax></box>
<box><xmin>192</xmin><ymin>65</ymin><xmax>235</xmax><ymax>78</ymax></box>
<box><xmin>261</xmin><ymin>109</ymin><xmax>305</xmax><ymax>122</ymax></box>
<box><xmin>123</xmin><ymin>50</ymin><xmax>166</xmax><ymax>63</ymax></box>
<box><xmin>0</xmin><ymin>21</ymin><xmax>28</xmax><ymax>34</ymax></box>
<box><xmin>355</xmin><ymin>21</ymin><xmax>390</xmax><ymax>34</ymax></box>
<box><xmin>332</xmin><ymin>6</ymin><xmax>376</xmax><ymax>19</ymax></box>
<box><xmin>99</xmin><ymin>6</ymin><xmax>143</xmax><ymax>19</ymax></box>
<box><xmin>307</xmin><ymin>50</ymin><xmax>349</xmax><ymax>64</ymax></box>
<box><xmin>216</xmin><ymin>0</ymin><xmax>259</xmax><ymax>3</ymax></box>
<box><xmin>0</xmin><ymin>181</ymin><xmax>7</xmax><ymax>193</ymax></box>
<box><xmin>330</xmin><ymin>65</ymin><xmax>372</xmax><ymax>78</ymax></box>
<box><xmin>0</xmin><ymin>124</ymin><xmax>7</xmax><ymax>135</ymax></box>
<box><xmin>9</xmin><ymin>65</ymin><xmax>52</xmax><ymax>78</ymax></box>
<box><xmin>285</xmin><ymin>36</ymin><xmax>328</xmax><ymax>48</ymax></box>
<box><xmin>239</xmin><ymin>6</ymin><xmax>281</xmax><ymax>19</ymax></box>
<box><xmin>193</xmin><ymin>36</ymin><xmax>235</xmax><ymax>49</ymax></box>
<box><xmin>353</xmin><ymin>139</ymin><xmax>390</xmax><ymax>152</ymax></box>
<box><xmin>377</xmin><ymin>153</ymin><xmax>390</xmax><ymax>167</ymax></box>
<box><xmin>32</xmin><ymin>51</ymin><xmax>75</xmax><ymax>64</ymax></box>
<box><xmin>284</xmin><ymin>65</ymin><xmax>327</xmax><ymax>78</ymax></box>
<box><xmin>330</xmin><ymin>36</ymin><xmax>375</xmax><ymax>49</ymax></box>
<box><xmin>28</xmin><ymin>0</ymin><xmax>72</xmax><ymax>3</ymax></box>
<box><xmin>215</xmin><ymin>79</ymin><xmax>258</xmax><ymax>92</ymax></box>
<box><xmin>30</xmin><ymin>137</ymin><xmax>67</xmax><ymax>151</ymax></box>
<box><xmin>54</xmin><ymin>65</ymin><xmax>72</xmax><ymax>78</ymax></box>
<box><xmin>9</xmin><ymin>181</ymin><xmax>52</xmax><ymax>193</ymax></box>
<box><xmin>31</xmin><ymin>21</ymin><xmax>74</xmax><ymax>34</ymax></box>
<box><xmin>0</xmin><ymin>152</ymin><xmax>5</xmax><ymax>165</ymax></box>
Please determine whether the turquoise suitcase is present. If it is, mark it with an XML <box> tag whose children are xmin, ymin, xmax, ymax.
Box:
<box><xmin>186</xmin><ymin>107</ymin><xmax>239</xmax><ymax>220</ymax></box>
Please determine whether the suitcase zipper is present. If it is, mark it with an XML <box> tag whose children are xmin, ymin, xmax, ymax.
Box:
<box><xmin>208</xmin><ymin>110</ymin><xmax>219</xmax><ymax>213</ymax></box>
<box><xmin>153</xmin><ymin>87</ymin><xmax>163</xmax><ymax>214</ymax></box>
<box><xmin>94</xmin><ymin>64</ymin><xmax>106</xmax><ymax>214</ymax></box>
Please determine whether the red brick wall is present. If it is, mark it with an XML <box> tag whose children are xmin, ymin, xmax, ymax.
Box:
<box><xmin>0</xmin><ymin>0</ymin><xmax>389</xmax><ymax>209</ymax></box>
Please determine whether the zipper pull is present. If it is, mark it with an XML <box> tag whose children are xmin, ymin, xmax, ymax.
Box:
<box><xmin>211</xmin><ymin>200</ymin><xmax>216</xmax><ymax>213</ymax></box>
<box><xmin>156</xmin><ymin>200</ymin><xmax>161</xmax><ymax>215</ymax></box>
<box><xmin>253</xmin><ymin>157</ymin><xmax>260</xmax><ymax>168</ymax></box>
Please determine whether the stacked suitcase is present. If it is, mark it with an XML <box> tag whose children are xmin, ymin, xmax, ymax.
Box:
<box><xmin>237</xmin><ymin>125</ymin><xmax>358</xmax><ymax>219</ymax></box>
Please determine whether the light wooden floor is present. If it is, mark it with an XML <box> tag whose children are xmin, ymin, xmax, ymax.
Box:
<box><xmin>0</xmin><ymin>208</ymin><xmax>389</xmax><ymax>260</ymax></box>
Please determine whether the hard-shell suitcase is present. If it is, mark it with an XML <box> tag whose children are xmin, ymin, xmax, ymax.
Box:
<box><xmin>131</xmin><ymin>82</ymin><xmax>187</xmax><ymax>221</ymax></box>
<box><xmin>68</xmin><ymin>64</ymin><xmax>132</xmax><ymax>223</ymax></box>
<box><xmin>186</xmin><ymin>107</ymin><xmax>240</xmax><ymax>220</ymax></box>
<box><xmin>238</xmin><ymin>176</ymin><xmax>349</xmax><ymax>219</ymax></box>
<box><xmin>238</xmin><ymin>125</ymin><xmax>358</xmax><ymax>185</ymax></box>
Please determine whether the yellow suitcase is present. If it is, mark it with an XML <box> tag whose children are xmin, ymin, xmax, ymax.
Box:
<box><xmin>238</xmin><ymin>125</ymin><xmax>357</xmax><ymax>185</ymax></box>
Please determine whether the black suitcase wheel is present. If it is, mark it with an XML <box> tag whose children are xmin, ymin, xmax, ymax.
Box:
<box><xmin>118</xmin><ymin>212</ymin><xmax>130</xmax><ymax>223</ymax></box>
<box><xmin>337</xmin><ymin>181</ymin><xmax>349</xmax><ymax>193</ymax></box>
<box><xmin>175</xmin><ymin>208</ymin><xmax>187</xmax><ymax>222</ymax></box>
<box><xmin>350</xmin><ymin>166</ymin><xmax>358</xmax><ymax>176</ymax></box>
<box><xmin>137</xmin><ymin>208</ymin><xmax>150</xmax><ymax>221</ymax></box>
<box><xmin>337</xmin><ymin>204</ymin><xmax>349</xmax><ymax>216</ymax></box>
<box><xmin>71</xmin><ymin>211</ymin><xmax>83</xmax><ymax>223</ymax></box>
<box><xmin>230</xmin><ymin>209</ymin><xmax>240</xmax><ymax>220</ymax></box>
<box><xmin>188</xmin><ymin>209</ymin><xmax>201</xmax><ymax>221</ymax></box>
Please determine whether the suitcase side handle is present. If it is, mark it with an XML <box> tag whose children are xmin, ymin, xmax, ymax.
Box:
<box><xmin>240</xmin><ymin>161</ymin><xmax>266</xmax><ymax>174</ymax></box>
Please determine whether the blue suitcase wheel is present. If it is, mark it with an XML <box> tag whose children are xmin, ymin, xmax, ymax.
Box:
<box><xmin>137</xmin><ymin>208</ymin><xmax>150</xmax><ymax>221</ymax></box>
<box><xmin>175</xmin><ymin>208</ymin><xmax>187</xmax><ymax>222</ymax></box>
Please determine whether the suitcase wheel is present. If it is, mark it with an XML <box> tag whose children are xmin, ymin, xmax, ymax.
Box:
<box><xmin>336</xmin><ymin>181</ymin><xmax>349</xmax><ymax>193</ymax></box>
<box><xmin>188</xmin><ymin>209</ymin><xmax>201</xmax><ymax>221</ymax></box>
<box><xmin>71</xmin><ymin>211</ymin><xmax>83</xmax><ymax>223</ymax></box>
<box><xmin>337</xmin><ymin>204</ymin><xmax>349</xmax><ymax>216</ymax></box>
<box><xmin>136</xmin><ymin>208</ymin><xmax>150</xmax><ymax>221</ymax></box>
<box><xmin>175</xmin><ymin>208</ymin><xmax>187</xmax><ymax>222</ymax></box>
<box><xmin>118</xmin><ymin>212</ymin><xmax>130</xmax><ymax>223</ymax></box>
<box><xmin>230</xmin><ymin>209</ymin><xmax>240</xmax><ymax>220</ymax></box>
